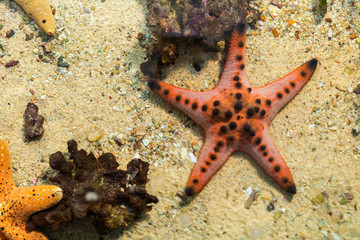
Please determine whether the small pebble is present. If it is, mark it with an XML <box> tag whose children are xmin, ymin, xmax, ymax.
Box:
<box><xmin>311</xmin><ymin>193</ymin><xmax>326</xmax><ymax>205</ymax></box>
<box><xmin>331</xmin><ymin>233</ymin><xmax>342</xmax><ymax>240</ymax></box>
<box><xmin>25</xmin><ymin>33</ymin><xmax>34</xmax><ymax>41</ymax></box>
<box><xmin>272</xmin><ymin>28</ymin><xmax>279</xmax><ymax>37</ymax></box>
<box><xmin>188</xmin><ymin>152</ymin><xmax>197</xmax><ymax>163</ymax></box>
<box><xmin>136</xmin><ymin>32</ymin><xmax>143</xmax><ymax>40</ymax></box>
<box><xmin>58</xmin><ymin>33</ymin><xmax>68</xmax><ymax>42</ymax></box>
<box><xmin>216</xmin><ymin>40</ymin><xmax>225</xmax><ymax>51</ymax></box>
<box><xmin>57</xmin><ymin>56</ymin><xmax>70</xmax><ymax>68</ymax></box>
<box><xmin>339</xmin><ymin>195</ymin><xmax>348</xmax><ymax>205</ymax></box>
<box><xmin>42</xmin><ymin>56</ymin><xmax>51</xmax><ymax>63</ymax></box>
<box><xmin>87</xmin><ymin>127</ymin><xmax>104</xmax><ymax>142</ymax></box>
<box><xmin>5</xmin><ymin>60</ymin><xmax>19</xmax><ymax>67</ymax></box>
<box><xmin>142</xmin><ymin>139</ymin><xmax>150</xmax><ymax>146</ymax></box>
<box><xmin>244</xmin><ymin>191</ymin><xmax>257</xmax><ymax>209</ymax></box>
<box><xmin>267</xmin><ymin>202</ymin><xmax>275</xmax><ymax>211</ymax></box>
<box><xmin>193</xmin><ymin>63</ymin><xmax>201</xmax><ymax>72</ymax></box>
<box><xmin>51</xmin><ymin>6</ymin><xmax>56</xmax><ymax>15</ymax></box>
<box><xmin>6</xmin><ymin>30</ymin><xmax>15</xmax><ymax>38</ymax></box>
<box><xmin>353</xmin><ymin>84</ymin><xmax>360</xmax><ymax>94</ymax></box>
<box><xmin>179</xmin><ymin>213</ymin><xmax>192</xmax><ymax>226</ymax></box>
<box><xmin>270</xmin><ymin>1</ymin><xmax>282</xmax><ymax>9</ymax></box>
<box><xmin>328</xmin><ymin>28</ymin><xmax>333</xmax><ymax>38</ymax></box>
<box><xmin>288</xmin><ymin>19</ymin><xmax>296</xmax><ymax>25</ymax></box>
<box><xmin>325</xmin><ymin>17</ymin><xmax>332</xmax><ymax>23</ymax></box>
<box><xmin>339</xmin><ymin>192</ymin><xmax>354</xmax><ymax>205</ymax></box>
<box><xmin>113</xmin><ymin>106</ymin><xmax>121</xmax><ymax>111</ymax></box>
<box><xmin>43</xmin><ymin>42</ymin><xmax>53</xmax><ymax>53</ymax></box>
<box><xmin>273</xmin><ymin>211</ymin><xmax>282</xmax><ymax>220</ymax></box>
<box><xmin>245</xmin><ymin>187</ymin><xmax>253</xmax><ymax>195</ymax></box>
<box><xmin>344</xmin><ymin>192</ymin><xmax>354</xmax><ymax>200</ymax></box>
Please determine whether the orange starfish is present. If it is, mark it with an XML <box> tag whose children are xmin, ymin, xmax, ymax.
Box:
<box><xmin>148</xmin><ymin>23</ymin><xmax>318</xmax><ymax>196</ymax></box>
<box><xmin>14</xmin><ymin>0</ymin><xmax>56</xmax><ymax>35</ymax></box>
<box><xmin>0</xmin><ymin>139</ymin><xmax>63</xmax><ymax>239</ymax></box>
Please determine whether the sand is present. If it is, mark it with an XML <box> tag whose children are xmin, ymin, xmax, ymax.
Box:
<box><xmin>0</xmin><ymin>0</ymin><xmax>359</xmax><ymax>239</ymax></box>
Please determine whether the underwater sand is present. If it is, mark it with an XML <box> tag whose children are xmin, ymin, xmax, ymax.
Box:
<box><xmin>0</xmin><ymin>0</ymin><xmax>359</xmax><ymax>239</ymax></box>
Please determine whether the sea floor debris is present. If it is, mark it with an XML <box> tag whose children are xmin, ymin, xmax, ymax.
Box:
<box><xmin>141</xmin><ymin>0</ymin><xmax>260</xmax><ymax>78</ymax></box>
<box><xmin>28</xmin><ymin>139</ymin><xmax>158</xmax><ymax>234</ymax></box>
<box><xmin>146</xmin><ymin>0</ymin><xmax>253</xmax><ymax>48</ymax></box>
<box><xmin>24</xmin><ymin>102</ymin><xmax>45</xmax><ymax>141</ymax></box>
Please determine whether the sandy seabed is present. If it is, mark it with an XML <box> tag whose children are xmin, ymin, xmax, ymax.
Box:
<box><xmin>0</xmin><ymin>0</ymin><xmax>359</xmax><ymax>239</ymax></box>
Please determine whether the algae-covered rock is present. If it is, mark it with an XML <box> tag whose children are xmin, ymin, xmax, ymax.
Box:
<box><xmin>146</xmin><ymin>0</ymin><xmax>254</xmax><ymax>48</ymax></box>
<box><xmin>141</xmin><ymin>0</ymin><xmax>260</xmax><ymax>78</ymax></box>
<box><xmin>24</xmin><ymin>102</ymin><xmax>45</xmax><ymax>141</ymax></box>
<box><xmin>312</xmin><ymin>0</ymin><xmax>327</xmax><ymax>24</ymax></box>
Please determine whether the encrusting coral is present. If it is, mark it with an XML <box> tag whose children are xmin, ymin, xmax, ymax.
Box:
<box><xmin>146</xmin><ymin>0</ymin><xmax>253</xmax><ymax>48</ymax></box>
<box><xmin>141</xmin><ymin>0</ymin><xmax>260</xmax><ymax>78</ymax></box>
<box><xmin>0</xmin><ymin>139</ymin><xmax>63</xmax><ymax>240</ymax></box>
<box><xmin>28</xmin><ymin>139</ymin><xmax>158</xmax><ymax>234</ymax></box>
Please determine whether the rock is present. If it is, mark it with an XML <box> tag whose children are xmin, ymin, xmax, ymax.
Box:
<box><xmin>57</xmin><ymin>56</ymin><xmax>70</xmax><ymax>68</ymax></box>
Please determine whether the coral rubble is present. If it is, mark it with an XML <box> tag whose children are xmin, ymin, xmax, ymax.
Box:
<box><xmin>28</xmin><ymin>140</ymin><xmax>158</xmax><ymax>234</ymax></box>
<box><xmin>141</xmin><ymin>0</ymin><xmax>259</xmax><ymax>78</ymax></box>
<box><xmin>312</xmin><ymin>0</ymin><xmax>327</xmax><ymax>24</ymax></box>
<box><xmin>146</xmin><ymin>0</ymin><xmax>253</xmax><ymax>48</ymax></box>
<box><xmin>24</xmin><ymin>102</ymin><xmax>45</xmax><ymax>141</ymax></box>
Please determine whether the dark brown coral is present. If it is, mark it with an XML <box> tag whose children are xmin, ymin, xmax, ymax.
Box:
<box><xmin>28</xmin><ymin>140</ymin><xmax>158</xmax><ymax>234</ymax></box>
<box><xmin>141</xmin><ymin>0</ymin><xmax>260</xmax><ymax>78</ymax></box>
<box><xmin>140</xmin><ymin>39</ymin><xmax>178</xmax><ymax>79</ymax></box>
<box><xmin>24</xmin><ymin>102</ymin><xmax>45</xmax><ymax>141</ymax></box>
<box><xmin>146</xmin><ymin>0</ymin><xmax>252</xmax><ymax>48</ymax></box>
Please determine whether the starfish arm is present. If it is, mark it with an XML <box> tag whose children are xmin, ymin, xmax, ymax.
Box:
<box><xmin>0</xmin><ymin>140</ymin><xmax>15</xmax><ymax>195</ymax></box>
<box><xmin>148</xmin><ymin>79</ymin><xmax>218</xmax><ymax>128</ymax></box>
<box><xmin>14</xmin><ymin>0</ymin><xmax>55</xmax><ymax>35</ymax></box>
<box><xmin>1</xmin><ymin>219</ymin><xmax>48</xmax><ymax>240</ymax></box>
<box><xmin>8</xmin><ymin>185</ymin><xmax>63</xmax><ymax>222</ymax></box>
<box><xmin>184</xmin><ymin>133</ymin><xmax>232</xmax><ymax>196</ymax></box>
<box><xmin>216</xmin><ymin>23</ymin><xmax>252</xmax><ymax>90</ymax></box>
<box><xmin>255</xmin><ymin>58</ymin><xmax>318</xmax><ymax>123</ymax></box>
<box><xmin>242</xmin><ymin>126</ymin><xmax>296</xmax><ymax>194</ymax></box>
